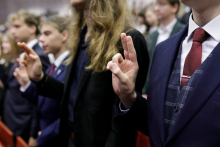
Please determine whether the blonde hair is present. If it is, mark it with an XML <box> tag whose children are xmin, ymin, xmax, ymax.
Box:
<box><xmin>1</xmin><ymin>33</ymin><xmax>20</xmax><ymax>66</ymax></box>
<box><xmin>40</xmin><ymin>15</ymin><xmax>70</xmax><ymax>33</ymax></box>
<box><xmin>0</xmin><ymin>34</ymin><xmax>3</xmax><ymax>60</ymax></box>
<box><xmin>40</xmin><ymin>15</ymin><xmax>71</xmax><ymax>51</ymax></box>
<box><xmin>8</xmin><ymin>10</ymin><xmax>41</xmax><ymax>35</ymax></box>
<box><xmin>67</xmin><ymin>0</ymin><xmax>132</xmax><ymax>73</ymax></box>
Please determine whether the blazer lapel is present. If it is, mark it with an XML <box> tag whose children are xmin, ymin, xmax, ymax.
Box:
<box><xmin>166</xmin><ymin>42</ymin><xmax>220</xmax><ymax>144</ymax></box>
<box><xmin>156</xmin><ymin>25</ymin><xmax>188</xmax><ymax>144</ymax></box>
<box><xmin>74</xmin><ymin>60</ymin><xmax>92</xmax><ymax>107</ymax></box>
<box><xmin>151</xmin><ymin>32</ymin><xmax>158</xmax><ymax>50</ymax></box>
<box><xmin>53</xmin><ymin>63</ymin><xmax>66</xmax><ymax>79</ymax></box>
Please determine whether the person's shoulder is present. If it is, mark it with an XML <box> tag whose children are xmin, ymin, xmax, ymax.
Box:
<box><xmin>148</xmin><ymin>30</ymin><xmax>158</xmax><ymax>40</ymax></box>
<box><xmin>175</xmin><ymin>21</ymin><xmax>185</xmax><ymax>30</ymax></box>
<box><xmin>125</xmin><ymin>27</ymin><xmax>144</xmax><ymax>38</ymax></box>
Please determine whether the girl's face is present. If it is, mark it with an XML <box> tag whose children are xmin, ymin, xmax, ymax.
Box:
<box><xmin>2</xmin><ymin>36</ymin><xmax>12</xmax><ymax>55</ymax></box>
<box><xmin>145</xmin><ymin>10</ymin><xmax>157</xmax><ymax>26</ymax></box>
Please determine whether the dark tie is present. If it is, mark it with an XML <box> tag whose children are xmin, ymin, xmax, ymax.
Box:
<box><xmin>49</xmin><ymin>64</ymin><xmax>56</xmax><ymax>76</ymax></box>
<box><xmin>181</xmin><ymin>28</ymin><xmax>210</xmax><ymax>88</ymax></box>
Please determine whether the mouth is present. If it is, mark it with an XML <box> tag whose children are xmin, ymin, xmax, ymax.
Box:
<box><xmin>43</xmin><ymin>46</ymin><xmax>48</xmax><ymax>50</ymax></box>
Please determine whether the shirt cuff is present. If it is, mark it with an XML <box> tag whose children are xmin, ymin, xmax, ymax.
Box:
<box><xmin>20</xmin><ymin>81</ymin><xmax>31</xmax><ymax>92</ymax></box>
<box><xmin>119</xmin><ymin>101</ymin><xmax>130</xmax><ymax>114</ymax></box>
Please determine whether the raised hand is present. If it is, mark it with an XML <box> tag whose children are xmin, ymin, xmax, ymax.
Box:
<box><xmin>107</xmin><ymin>33</ymin><xmax>139</xmax><ymax>109</ymax></box>
<box><xmin>17</xmin><ymin>42</ymin><xmax>44</xmax><ymax>82</ymax></box>
<box><xmin>13</xmin><ymin>59</ymin><xmax>30</xmax><ymax>86</ymax></box>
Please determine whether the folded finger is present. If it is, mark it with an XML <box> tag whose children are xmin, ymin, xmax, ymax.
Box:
<box><xmin>109</xmin><ymin>62</ymin><xmax>128</xmax><ymax>83</ymax></box>
<box><xmin>112</xmin><ymin>53</ymin><xmax>124</xmax><ymax>64</ymax></box>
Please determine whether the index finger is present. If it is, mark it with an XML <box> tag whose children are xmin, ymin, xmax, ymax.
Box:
<box><xmin>17</xmin><ymin>42</ymin><xmax>37</xmax><ymax>55</ymax></box>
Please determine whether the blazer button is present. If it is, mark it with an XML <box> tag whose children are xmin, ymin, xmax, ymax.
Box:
<box><xmin>173</xmin><ymin>106</ymin><xmax>178</xmax><ymax>113</ymax></box>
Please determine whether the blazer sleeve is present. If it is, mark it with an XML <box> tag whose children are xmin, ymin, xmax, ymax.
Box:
<box><xmin>37</xmin><ymin>119</ymin><xmax>60</xmax><ymax>147</ymax></box>
<box><xmin>20</xmin><ymin>82</ymin><xmax>38</xmax><ymax>104</ymax></box>
<box><xmin>115</xmin><ymin>92</ymin><xmax>149</xmax><ymax>135</ymax></box>
<box><xmin>34</xmin><ymin>73</ymin><xmax>64</xmax><ymax>101</ymax></box>
<box><xmin>30</xmin><ymin>105</ymin><xmax>40</xmax><ymax>138</ymax></box>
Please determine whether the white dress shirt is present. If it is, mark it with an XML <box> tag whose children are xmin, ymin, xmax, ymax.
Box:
<box><xmin>180</xmin><ymin>14</ymin><xmax>220</xmax><ymax>81</ymax></box>
<box><xmin>20</xmin><ymin>50</ymin><xmax>70</xmax><ymax>92</ymax></box>
<box><xmin>156</xmin><ymin>18</ymin><xmax>177</xmax><ymax>45</ymax></box>
<box><xmin>26</xmin><ymin>39</ymin><xmax>38</xmax><ymax>49</ymax></box>
<box><xmin>53</xmin><ymin>50</ymin><xmax>70</xmax><ymax>71</ymax></box>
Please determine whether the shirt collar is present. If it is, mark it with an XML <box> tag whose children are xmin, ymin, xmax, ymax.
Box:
<box><xmin>54</xmin><ymin>50</ymin><xmax>70</xmax><ymax>68</ymax></box>
<box><xmin>158</xmin><ymin>18</ymin><xmax>177</xmax><ymax>34</ymax></box>
<box><xmin>26</xmin><ymin>39</ymin><xmax>38</xmax><ymax>49</ymax></box>
<box><xmin>187</xmin><ymin>13</ymin><xmax>220</xmax><ymax>42</ymax></box>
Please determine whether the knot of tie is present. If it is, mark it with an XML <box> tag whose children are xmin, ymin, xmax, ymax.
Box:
<box><xmin>193</xmin><ymin>28</ymin><xmax>210</xmax><ymax>43</ymax></box>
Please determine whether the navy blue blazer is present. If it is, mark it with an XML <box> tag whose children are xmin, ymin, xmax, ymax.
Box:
<box><xmin>3</xmin><ymin>43</ymin><xmax>50</xmax><ymax>142</ymax></box>
<box><xmin>21</xmin><ymin>56</ymin><xmax>68</xmax><ymax>147</ymax></box>
<box><xmin>116</xmin><ymin>24</ymin><xmax>220</xmax><ymax>146</ymax></box>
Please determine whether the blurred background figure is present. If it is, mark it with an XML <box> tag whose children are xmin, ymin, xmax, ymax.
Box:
<box><xmin>145</xmin><ymin>7</ymin><xmax>158</xmax><ymax>35</ymax></box>
<box><xmin>0</xmin><ymin>33</ymin><xmax>20</xmax><ymax>118</ymax></box>
<box><xmin>133</xmin><ymin>12</ymin><xmax>148</xmax><ymax>34</ymax></box>
<box><xmin>0</xmin><ymin>10</ymin><xmax>50</xmax><ymax>144</ymax></box>
<box><xmin>14</xmin><ymin>15</ymin><xmax>70</xmax><ymax>147</ymax></box>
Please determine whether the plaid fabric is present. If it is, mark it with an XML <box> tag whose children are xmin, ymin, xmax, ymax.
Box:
<box><xmin>164</xmin><ymin>43</ymin><xmax>213</xmax><ymax>139</ymax></box>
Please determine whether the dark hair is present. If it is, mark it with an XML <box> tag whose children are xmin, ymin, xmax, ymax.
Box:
<box><xmin>167</xmin><ymin>0</ymin><xmax>180</xmax><ymax>6</ymax></box>
<box><xmin>166</xmin><ymin>0</ymin><xmax>180</xmax><ymax>13</ymax></box>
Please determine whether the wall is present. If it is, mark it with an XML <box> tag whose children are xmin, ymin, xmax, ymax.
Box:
<box><xmin>0</xmin><ymin>0</ymin><xmax>71</xmax><ymax>23</ymax></box>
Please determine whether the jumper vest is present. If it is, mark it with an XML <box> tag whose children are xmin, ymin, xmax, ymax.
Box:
<box><xmin>164</xmin><ymin>38</ymin><xmax>214</xmax><ymax>139</ymax></box>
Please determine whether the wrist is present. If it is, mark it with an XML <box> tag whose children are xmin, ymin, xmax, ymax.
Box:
<box><xmin>121</xmin><ymin>91</ymin><xmax>137</xmax><ymax>109</ymax></box>
<box><xmin>21</xmin><ymin>79</ymin><xmax>30</xmax><ymax>87</ymax></box>
<box><xmin>33</xmin><ymin>72</ymin><xmax>44</xmax><ymax>82</ymax></box>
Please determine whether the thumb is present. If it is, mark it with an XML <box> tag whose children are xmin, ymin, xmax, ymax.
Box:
<box><xmin>108</xmin><ymin>61</ymin><xmax>128</xmax><ymax>83</ymax></box>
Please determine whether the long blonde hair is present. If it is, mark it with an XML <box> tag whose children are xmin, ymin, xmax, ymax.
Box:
<box><xmin>67</xmin><ymin>0</ymin><xmax>132</xmax><ymax>73</ymax></box>
<box><xmin>1</xmin><ymin>33</ymin><xmax>20</xmax><ymax>66</ymax></box>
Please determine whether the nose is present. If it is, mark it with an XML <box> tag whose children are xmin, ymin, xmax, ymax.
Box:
<box><xmin>10</xmin><ymin>27</ymin><xmax>15</xmax><ymax>34</ymax></box>
<box><xmin>154</xmin><ymin>5</ymin><xmax>159</xmax><ymax>11</ymax></box>
<box><xmin>39</xmin><ymin>35</ymin><xmax>44</xmax><ymax>43</ymax></box>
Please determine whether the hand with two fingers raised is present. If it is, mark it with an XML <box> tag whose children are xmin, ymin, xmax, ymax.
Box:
<box><xmin>107</xmin><ymin>33</ymin><xmax>139</xmax><ymax>109</ymax></box>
